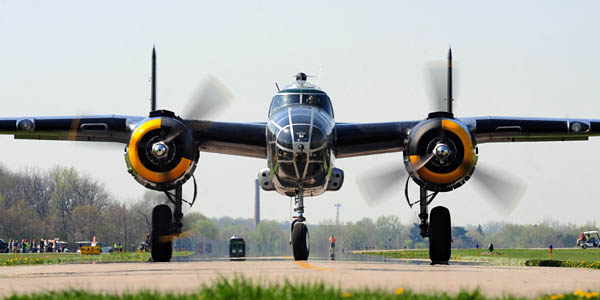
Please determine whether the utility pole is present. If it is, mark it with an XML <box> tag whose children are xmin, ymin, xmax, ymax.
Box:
<box><xmin>334</xmin><ymin>203</ymin><xmax>342</xmax><ymax>225</ymax></box>
<box><xmin>254</xmin><ymin>179</ymin><xmax>260</xmax><ymax>227</ymax></box>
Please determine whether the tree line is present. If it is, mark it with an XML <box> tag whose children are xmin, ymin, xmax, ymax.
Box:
<box><xmin>0</xmin><ymin>165</ymin><xmax>153</xmax><ymax>251</ymax></box>
<box><xmin>181</xmin><ymin>215</ymin><xmax>599</xmax><ymax>257</ymax></box>
<box><xmin>1</xmin><ymin>165</ymin><xmax>597</xmax><ymax>254</ymax></box>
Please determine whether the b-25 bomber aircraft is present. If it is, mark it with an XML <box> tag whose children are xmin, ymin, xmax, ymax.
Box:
<box><xmin>1</xmin><ymin>48</ymin><xmax>598</xmax><ymax>263</ymax></box>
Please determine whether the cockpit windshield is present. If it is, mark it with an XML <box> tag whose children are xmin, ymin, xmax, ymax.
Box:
<box><xmin>269</xmin><ymin>92</ymin><xmax>333</xmax><ymax>116</ymax></box>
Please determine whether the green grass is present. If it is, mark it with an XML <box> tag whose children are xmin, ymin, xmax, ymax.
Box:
<box><xmin>3</xmin><ymin>277</ymin><xmax>599</xmax><ymax>300</ymax></box>
<box><xmin>355</xmin><ymin>248</ymin><xmax>600</xmax><ymax>268</ymax></box>
<box><xmin>0</xmin><ymin>251</ymin><xmax>194</xmax><ymax>266</ymax></box>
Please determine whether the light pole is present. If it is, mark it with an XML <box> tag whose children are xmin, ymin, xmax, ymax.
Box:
<box><xmin>334</xmin><ymin>203</ymin><xmax>342</xmax><ymax>225</ymax></box>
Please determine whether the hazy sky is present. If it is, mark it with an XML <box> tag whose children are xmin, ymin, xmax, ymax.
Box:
<box><xmin>1</xmin><ymin>1</ymin><xmax>600</xmax><ymax>226</ymax></box>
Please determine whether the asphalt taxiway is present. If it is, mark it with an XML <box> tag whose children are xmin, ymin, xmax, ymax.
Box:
<box><xmin>1</xmin><ymin>258</ymin><xmax>598</xmax><ymax>297</ymax></box>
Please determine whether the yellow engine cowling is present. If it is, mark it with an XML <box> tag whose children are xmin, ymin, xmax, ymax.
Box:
<box><xmin>124</xmin><ymin>116</ymin><xmax>198</xmax><ymax>191</ymax></box>
<box><xmin>403</xmin><ymin>116</ymin><xmax>477</xmax><ymax>192</ymax></box>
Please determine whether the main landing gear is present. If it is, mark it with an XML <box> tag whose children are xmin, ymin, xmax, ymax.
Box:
<box><xmin>151</xmin><ymin>184</ymin><xmax>186</xmax><ymax>262</ymax></box>
<box><xmin>414</xmin><ymin>186</ymin><xmax>452</xmax><ymax>264</ymax></box>
<box><xmin>290</xmin><ymin>185</ymin><xmax>310</xmax><ymax>260</ymax></box>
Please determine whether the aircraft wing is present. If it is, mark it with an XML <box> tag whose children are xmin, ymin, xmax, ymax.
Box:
<box><xmin>185</xmin><ymin>120</ymin><xmax>267</xmax><ymax>159</ymax></box>
<box><xmin>0</xmin><ymin>115</ymin><xmax>140</xmax><ymax>143</ymax></box>
<box><xmin>5</xmin><ymin>115</ymin><xmax>598</xmax><ymax>160</ymax></box>
<box><xmin>0</xmin><ymin>116</ymin><xmax>268</xmax><ymax>159</ymax></box>
<box><xmin>334</xmin><ymin>121</ymin><xmax>418</xmax><ymax>158</ymax></box>
<box><xmin>335</xmin><ymin>117</ymin><xmax>600</xmax><ymax>159</ymax></box>
<box><xmin>462</xmin><ymin>117</ymin><xmax>600</xmax><ymax>143</ymax></box>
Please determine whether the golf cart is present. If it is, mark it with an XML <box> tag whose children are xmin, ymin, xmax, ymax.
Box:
<box><xmin>577</xmin><ymin>231</ymin><xmax>600</xmax><ymax>249</ymax></box>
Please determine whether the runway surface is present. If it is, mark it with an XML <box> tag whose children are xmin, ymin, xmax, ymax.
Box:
<box><xmin>1</xmin><ymin>257</ymin><xmax>599</xmax><ymax>297</ymax></box>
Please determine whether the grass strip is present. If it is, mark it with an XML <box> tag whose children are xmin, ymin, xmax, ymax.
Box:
<box><xmin>3</xmin><ymin>277</ymin><xmax>599</xmax><ymax>300</ymax></box>
<box><xmin>0</xmin><ymin>251</ymin><xmax>194</xmax><ymax>267</ymax></box>
<box><xmin>356</xmin><ymin>248</ymin><xmax>600</xmax><ymax>268</ymax></box>
<box><xmin>525</xmin><ymin>260</ymin><xmax>600</xmax><ymax>269</ymax></box>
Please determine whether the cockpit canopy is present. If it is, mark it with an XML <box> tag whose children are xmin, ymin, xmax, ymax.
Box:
<box><xmin>269</xmin><ymin>74</ymin><xmax>334</xmax><ymax>116</ymax></box>
<box><xmin>269</xmin><ymin>92</ymin><xmax>333</xmax><ymax>116</ymax></box>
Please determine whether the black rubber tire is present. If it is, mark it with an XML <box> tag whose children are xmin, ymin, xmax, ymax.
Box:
<box><xmin>151</xmin><ymin>204</ymin><xmax>173</xmax><ymax>262</ymax></box>
<box><xmin>582</xmin><ymin>244</ymin><xmax>588</xmax><ymax>250</ymax></box>
<box><xmin>429</xmin><ymin>206</ymin><xmax>451</xmax><ymax>264</ymax></box>
<box><xmin>291</xmin><ymin>222</ymin><xmax>310</xmax><ymax>261</ymax></box>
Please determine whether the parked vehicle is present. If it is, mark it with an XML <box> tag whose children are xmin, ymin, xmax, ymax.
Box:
<box><xmin>55</xmin><ymin>241</ymin><xmax>71</xmax><ymax>252</ymax></box>
<box><xmin>100</xmin><ymin>246</ymin><xmax>113</xmax><ymax>254</ymax></box>
<box><xmin>577</xmin><ymin>231</ymin><xmax>600</xmax><ymax>249</ymax></box>
<box><xmin>137</xmin><ymin>242</ymin><xmax>150</xmax><ymax>253</ymax></box>
<box><xmin>229</xmin><ymin>235</ymin><xmax>246</xmax><ymax>260</ymax></box>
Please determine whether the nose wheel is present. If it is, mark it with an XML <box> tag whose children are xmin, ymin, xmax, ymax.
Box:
<box><xmin>290</xmin><ymin>184</ymin><xmax>310</xmax><ymax>260</ymax></box>
<box><xmin>291</xmin><ymin>221</ymin><xmax>310</xmax><ymax>260</ymax></box>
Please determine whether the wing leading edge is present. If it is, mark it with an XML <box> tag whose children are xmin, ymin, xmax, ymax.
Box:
<box><xmin>185</xmin><ymin>120</ymin><xmax>267</xmax><ymax>159</ymax></box>
<box><xmin>0</xmin><ymin>116</ymin><xmax>268</xmax><ymax>159</ymax></box>
<box><xmin>3</xmin><ymin>115</ymin><xmax>599</xmax><ymax>160</ymax></box>
<box><xmin>334</xmin><ymin>117</ymin><xmax>600</xmax><ymax>159</ymax></box>
<box><xmin>0</xmin><ymin>115</ymin><xmax>140</xmax><ymax>143</ymax></box>
<box><xmin>462</xmin><ymin>116</ymin><xmax>600</xmax><ymax>143</ymax></box>
<box><xmin>334</xmin><ymin>121</ymin><xmax>418</xmax><ymax>158</ymax></box>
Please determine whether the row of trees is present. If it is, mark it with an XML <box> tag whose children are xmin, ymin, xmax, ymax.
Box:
<box><xmin>0</xmin><ymin>165</ymin><xmax>154</xmax><ymax>251</ymax></box>
<box><xmin>184</xmin><ymin>215</ymin><xmax>599</xmax><ymax>257</ymax></box>
<box><xmin>1</xmin><ymin>165</ymin><xmax>597</xmax><ymax>254</ymax></box>
<box><xmin>310</xmin><ymin>219</ymin><xmax>598</xmax><ymax>253</ymax></box>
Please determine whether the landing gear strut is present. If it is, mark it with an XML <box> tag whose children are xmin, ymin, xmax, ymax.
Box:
<box><xmin>414</xmin><ymin>186</ymin><xmax>452</xmax><ymax>265</ymax></box>
<box><xmin>290</xmin><ymin>184</ymin><xmax>309</xmax><ymax>260</ymax></box>
<box><xmin>151</xmin><ymin>184</ymin><xmax>185</xmax><ymax>262</ymax></box>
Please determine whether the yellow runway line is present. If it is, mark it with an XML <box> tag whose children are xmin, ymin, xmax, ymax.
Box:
<box><xmin>294</xmin><ymin>261</ymin><xmax>334</xmax><ymax>271</ymax></box>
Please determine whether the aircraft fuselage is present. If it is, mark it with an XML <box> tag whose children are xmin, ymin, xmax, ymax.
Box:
<box><xmin>266</xmin><ymin>83</ymin><xmax>335</xmax><ymax>197</ymax></box>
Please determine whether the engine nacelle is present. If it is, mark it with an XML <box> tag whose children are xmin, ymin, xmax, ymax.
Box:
<box><xmin>258</xmin><ymin>168</ymin><xmax>276</xmax><ymax>191</ymax></box>
<box><xmin>125</xmin><ymin>112</ymin><xmax>198</xmax><ymax>191</ymax></box>
<box><xmin>403</xmin><ymin>113</ymin><xmax>477</xmax><ymax>192</ymax></box>
<box><xmin>326</xmin><ymin>168</ymin><xmax>344</xmax><ymax>191</ymax></box>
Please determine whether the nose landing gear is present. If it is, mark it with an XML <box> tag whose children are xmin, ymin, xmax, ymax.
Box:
<box><xmin>291</xmin><ymin>221</ymin><xmax>309</xmax><ymax>260</ymax></box>
<box><xmin>290</xmin><ymin>184</ymin><xmax>310</xmax><ymax>260</ymax></box>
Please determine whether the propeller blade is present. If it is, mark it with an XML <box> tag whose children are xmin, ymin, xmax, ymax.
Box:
<box><xmin>356</xmin><ymin>165</ymin><xmax>407</xmax><ymax>207</ymax></box>
<box><xmin>158</xmin><ymin>156</ymin><xmax>169</xmax><ymax>172</ymax></box>
<box><xmin>70</xmin><ymin>115</ymin><xmax>127</xmax><ymax>151</ymax></box>
<box><xmin>425</xmin><ymin>61</ymin><xmax>447</xmax><ymax>112</ymax></box>
<box><xmin>182</xmin><ymin>76</ymin><xmax>234</xmax><ymax>120</ymax></box>
<box><xmin>412</xmin><ymin>152</ymin><xmax>435</xmax><ymax>171</ymax></box>
<box><xmin>163</xmin><ymin>127</ymin><xmax>184</xmax><ymax>144</ymax></box>
<box><xmin>470</xmin><ymin>164</ymin><xmax>527</xmax><ymax>215</ymax></box>
<box><xmin>424</xmin><ymin>60</ymin><xmax>459</xmax><ymax>113</ymax></box>
<box><xmin>74</xmin><ymin>141</ymin><xmax>126</xmax><ymax>151</ymax></box>
<box><xmin>159</xmin><ymin>229</ymin><xmax>196</xmax><ymax>243</ymax></box>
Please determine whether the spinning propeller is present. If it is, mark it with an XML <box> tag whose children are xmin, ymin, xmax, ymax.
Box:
<box><xmin>142</xmin><ymin>49</ymin><xmax>233</xmax><ymax>246</ymax></box>
<box><xmin>357</xmin><ymin>48</ymin><xmax>526</xmax><ymax>215</ymax></box>
<box><xmin>139</xmin><ymin>75</ymin><xmax>234</xmax><ymax>175</ymax></box>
